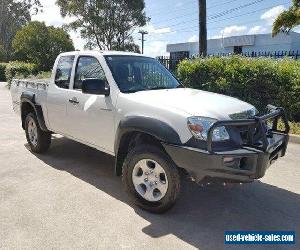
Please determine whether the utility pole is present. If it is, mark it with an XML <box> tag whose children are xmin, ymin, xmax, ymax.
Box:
<box><xmin>198</xmin><ymin>0</ymin><xmax>207</xmax><ymax>57</ymax></box>
<box><xmin>138</xmin><ymin>30</ymin><xmax>148</xmax><ymax>54</ymax></box>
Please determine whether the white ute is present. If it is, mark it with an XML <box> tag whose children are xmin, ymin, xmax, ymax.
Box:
<box><xmin>10</xmin><ymin>51</ymin><xmax>290</xmax><ymax>213</ymax></box>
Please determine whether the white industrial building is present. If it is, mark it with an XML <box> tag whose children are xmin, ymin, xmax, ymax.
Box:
<box><xmin>166</xmin><ymin>32</ymin><xmax>300</xmax><ymax>58</ymax></box>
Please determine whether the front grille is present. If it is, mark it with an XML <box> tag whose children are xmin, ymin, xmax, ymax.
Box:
<box><xmin>238</xmin><ymin>124</ymin><xmax>264</xmax><ymax>148</ymax></box>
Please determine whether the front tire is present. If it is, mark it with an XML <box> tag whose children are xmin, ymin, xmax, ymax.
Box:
<box><xmin>122</xmin><ymin>145</ymin><xmax>180</xmax><ymax>213</ymax></box>
<box><xmin>25</xmin><ymin>112</ymin><xmax>51</xmax><ymax>153</ymax></box>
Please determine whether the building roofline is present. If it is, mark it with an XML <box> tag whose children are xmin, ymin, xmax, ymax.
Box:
<box><xmin>167</xmin><ymin>31</ymin><xmax>300</xmax><ymax>46</ymax></box>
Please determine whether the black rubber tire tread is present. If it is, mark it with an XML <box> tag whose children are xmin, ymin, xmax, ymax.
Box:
<box><xmin>25</xmin><ymin>112</ymin><xmax>51</xmax><ymax>153</ymax></box>
<box><xmin>122</xmin><ymin>144</ymin><xmax>180</xmax><ymax>213</ymax></box>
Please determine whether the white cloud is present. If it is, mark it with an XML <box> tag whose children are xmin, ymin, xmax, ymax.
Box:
<box><xmin>248</xmin><ymin>25</ymin><xmax>267</xmax><ymax>34</ymax></box>
<box><xmin>211</xmin><ymin>24</ymin><xmax>268</xmax><ymax>39</ymax></box>
<box><xmin>188</xmin><ymin>35</ymin><xmax>198</xmax><ymax>42</ymax></box>
<box><xmin>210</xmin><ymin>5</ymin><xmax>289</xmax><ymax>39</ymax></box>
<box><xmin>144</xmin><ymin>41</ymin><xmax>168</xmax><ymax>57</ymax></box>
<box><xmin>221</xmin><ymin>25</ymin><xmax>248</xmax><ymax>37</ymax></box>
<box><xmin>135</xmin><ymin>24</ymin><xmax>174</xmax><ymax>56</ymax></box>
<box><xmin>31</xmin><ymin>0</ymin><xmax>85</xmax><ymax>50</ymax></box>
<box><xmin>261</xmin><ymin>5</ymin><xmax>286</xmax><ymax>25</ymax></box>
<box><xmin>211</xmin><ymin>34</ymin><xmax>222</xmax><ymax>39</ymax></box>
<box><xmin>31</xmin><ymin>0</ymin><xmax>75</xmax><ymax>27</ymax></box>
<box><xmin>69</xmin><ymin>31</ymin><xmax>86</xmax><ymax>51</ymax></box>
<box><xmin>144</xmin><ymin>24</ymin><xmax>173</xmax><ymax>34</ymax></box>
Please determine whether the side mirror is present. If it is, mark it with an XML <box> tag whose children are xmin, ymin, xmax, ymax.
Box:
<box><xmin>82</xmin><ymin>78</ymin><xmax>110</xmax><ymax>96</ymax></box>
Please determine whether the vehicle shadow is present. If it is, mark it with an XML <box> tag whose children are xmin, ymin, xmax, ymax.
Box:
<box><xmin>30</xmin><ymin>136</ymin><xmax>300</xmax><ymax>250</ymax></box>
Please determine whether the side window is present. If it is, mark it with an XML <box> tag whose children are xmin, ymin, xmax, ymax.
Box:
<box><xmin>54</xmin><ymin>56</ymin><xmax>75</xmax><ymax>89</ymax></box>
<box><xmin>74</xmin><ymin>56</ymin><xmax>106</xmax><ymax>90</ymax></box>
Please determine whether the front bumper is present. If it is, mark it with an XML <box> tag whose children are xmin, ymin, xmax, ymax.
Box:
<box><xmin>163</xmin><ymin>106</ymin><xmax>290</xmax><ymax>183</ymax></box>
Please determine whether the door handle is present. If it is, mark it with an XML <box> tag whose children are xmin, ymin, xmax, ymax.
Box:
<box><xmin>69</xmin><ymin>97</ymin><xmax>79</xmax><ymax>104</ymax></box>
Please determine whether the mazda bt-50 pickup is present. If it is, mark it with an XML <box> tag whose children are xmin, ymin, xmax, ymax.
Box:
<box><xmin>10</xmin><ymin>51</ymin><xmax>290</xmax><ymax>213</ymax></box>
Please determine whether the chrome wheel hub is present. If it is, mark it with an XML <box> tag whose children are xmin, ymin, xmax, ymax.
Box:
<box><xmin>132</xmin><ymin>159</ymin><xmax>168</xmax><ymax>202</ymax></box>
<box><xmin>27</xmin><ymin>117</ymin><xmax>38</xmax><ymax>146</ymax></box>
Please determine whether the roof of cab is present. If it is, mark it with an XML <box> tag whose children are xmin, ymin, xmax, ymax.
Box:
<box><xmin>59</xmin><ymin>50</ymin><xmax>153</xmax><ymax>58</ymax></box>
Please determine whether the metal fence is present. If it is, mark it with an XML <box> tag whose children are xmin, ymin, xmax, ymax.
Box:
<box><xmin>157</xmin><ymin>57</ymin><xmax>184</xmax><ymax>72</ymax></box>
<box><xmin>213</xmin><ymin>50</ymin><xmax>300</xmax><ymax>59</ymax></box>
<box><xmin>158</xmin><ymin>50</ymin><xmax>300</xmax><ymax>72</ymax></box>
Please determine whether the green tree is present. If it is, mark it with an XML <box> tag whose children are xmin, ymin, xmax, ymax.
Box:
<box><xmin>0</xmin><ymin>43</ymin><xmax>5</xmax><ymax>61</ymax></box>
<box><xmin>48</xmin><ymin>26</ymin><xmax>76</xmax><ymax>67</ymax></box>
<box><xmin>111</xmin><ymin>37</ymin><xmax>141</xmax><ymax>53</ymax></box>
<box><xmin>12</xmin><ymin>21</ymin><xmax>74</xmax><ymax>71</ymax></box>
<box><xmin>0</xmin><ymin>0</ymin><xmax>41</xmax><ymax>61</ymax></box>
<box><xmin>272</xmin><ymin>0</ymin><xmax>300</xmax><ymax>36</ymax></box>
<box><xmin>56</xmin><ymin>0</ymin><xmax>148</xmax><ymax>51</ymax></box>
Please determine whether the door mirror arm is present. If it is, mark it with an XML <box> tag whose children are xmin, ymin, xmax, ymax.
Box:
<box><xmin>104</xmin><ymin>81</ymin><xmax>110</xmax><ymax>96</ymax></box>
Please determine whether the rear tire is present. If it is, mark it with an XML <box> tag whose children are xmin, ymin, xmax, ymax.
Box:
<box><xmin>25</xmin><ymin>112</ymin><xmax>51</xmax><ymax>153</ymax></box>
<box><xmin>122</xmin><ymin>145</ymin><xmax>180</xmax><ymax>213</ymax></box>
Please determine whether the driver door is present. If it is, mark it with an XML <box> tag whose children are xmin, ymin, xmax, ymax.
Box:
<box><xmin>65</xmin><ymin>56</ymin><xmax>115</xmax><ymax>154</ymax></box>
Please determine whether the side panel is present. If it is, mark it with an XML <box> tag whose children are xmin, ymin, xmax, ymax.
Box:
<box><xmin>115</xmin><ymin>92</ymin><xmax>193</xmax><ymax>146</ymax></box>
<box><xmin>46</xmin><ymin>85</ymin><xmax>69</xmax><ymax>132</ymax></box>
<box><xmin>64</xmin><ymin>54</ymin><xmax>117</xmax><ymax>153</ymax></box>
<box><xmin>20</xmin><ymin>92</ymin><xmax>49</xmax><ymax>132</ymax></box>
<box><xmin>46</xmin><ymin>54</ymin><xmax>75</xmax><ymax>133</ymax></box>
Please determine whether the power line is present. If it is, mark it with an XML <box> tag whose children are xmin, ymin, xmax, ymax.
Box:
<box><xmin>149</xmin><ymin>0</ymin><xmax>243</xmax><ymax>19</ymax></box>
<box><xmin>141</xmin><ymin>1</ymin><xmax>288</xmax><ymax>42</ymax></box>
<box><xmin>208</xmin><ymin>0</ymin><xmax>265</xmax><ymax>20</ymax></box>
<box><xmin>149</xmin><ymin>0</ymin><xmax>240</xmax><ymax>20</ymax></box>
<box><xmin>207</xmin><ymin>0</ymin><xmax>240</xmax><ymax>10</ymax></box>
<box><xmin>138</xmin><ymin>1</ymin><xmax>290</xmax><ymax>46</ymax></box>
<box><xmin>149</xmin><ymin>0</ymin><xmax>264</xmax><ymax>29</ymax></box>
<box><xmin>181</xmin><ymin>19</ymin><xmax>262</xmax><ymax>33</ymax></box>
<box><xmin>153</xmin><ymin>1</ymin><xmax>288</xmax><ymax>34</ymax></box>
<box><xmin>143</xmin><ymin>19</ymin><xmax>262</xmax><ymax>42</ymax></box>
<box><xmin>150</xmin><ymin>0</ymin><xmax>268</xmax><ymax>26</ymax></box>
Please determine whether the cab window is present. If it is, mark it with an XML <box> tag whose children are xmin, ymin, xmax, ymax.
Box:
<box><xmin>74</xmin><ymin>56</ymin><xmax>106</xmax><ymax>90</ymax></box>
<box><xmin>54</xmin><ymin>56</ymin><xmax>74</xmax><ymax>89</ymax></box>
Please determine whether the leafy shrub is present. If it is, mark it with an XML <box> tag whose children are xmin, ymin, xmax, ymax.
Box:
<box><xmin>177</xmin><ymin>56</ymin><xmax>300</xmax><ymax>121</ymax></box>
<box><xmin>278</xmin><ymin>120</ymin><xmax>300</xmax><ymax>135</ymax></box>
<box><xmin>0</xmin><ymin>63</ymin><xmax>8</xmax><ymax>81</ymax></box>
<box><xmin>5</xmin><ymin>61</ymin><xmax>38</xmax><ymax>87</ymax></box>
<box><xmin>24</xmin><ymin>71</ymin><xmax>52</xmax><ymax>80</ymax></box>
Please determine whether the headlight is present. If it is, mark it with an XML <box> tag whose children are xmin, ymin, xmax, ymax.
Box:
<box><xmin>187</xmin><ymin>117</ymin><xmax>230</xmax><ymax>141</ymax></box>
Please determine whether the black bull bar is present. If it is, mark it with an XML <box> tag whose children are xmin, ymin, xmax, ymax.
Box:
<box><xmin>207</xmin><ymin>105</ymin><xmax>290</xmax><ymax>153</ymax></box>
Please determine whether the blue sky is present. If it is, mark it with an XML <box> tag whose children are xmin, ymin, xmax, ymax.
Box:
<box><xmin>32</xmin><ymin>0</ymin><xmax>297</xmax><ymax>56</ymax></box>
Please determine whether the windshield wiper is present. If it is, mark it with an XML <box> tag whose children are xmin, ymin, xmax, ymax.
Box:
<box><xmin>147</xmin><ymin>86</ymin><xmax>182</xmax><ymax>91</ymax></box>
<box><xmin>123</xmin><ymin>85</ymin><xmax>184</xmax><ymax>93</ymax></box>
<box><xmin>122</xmin><ymin>89</ymin><xmax>146</xmax><ymax>93</ymax></box>
<box><xmin>148</xmin><ymin>87</ymin><xmax>169</xmax><ymax>90</ymax></box>
<box><xmin>148</xmin><ymin>85</ymin><xmax>184</xmax><ymax>91</ymax></box>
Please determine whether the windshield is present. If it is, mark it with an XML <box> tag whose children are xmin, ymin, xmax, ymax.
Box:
<box><xmin>104</xmin><ymin>55</ymin><xmax>182</xmax><ymax>93</ymax></box>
